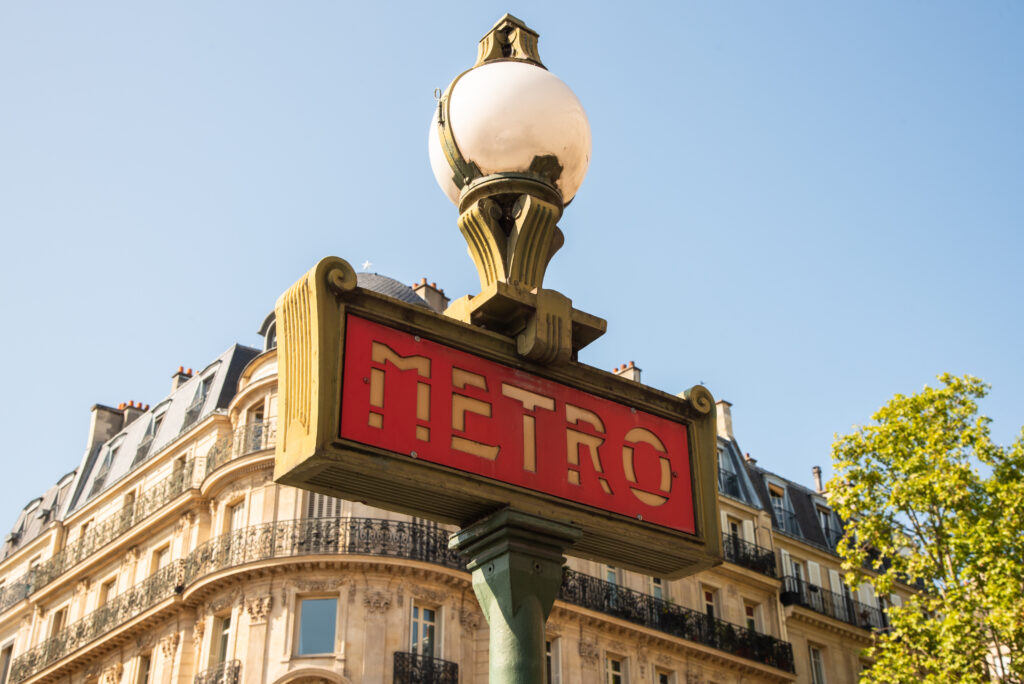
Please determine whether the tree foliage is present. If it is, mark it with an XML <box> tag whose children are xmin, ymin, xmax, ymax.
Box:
<box><xmin>828</xmin><ymin>374</ymin><xmax>1024</xmax><ymax>683</ymax></box>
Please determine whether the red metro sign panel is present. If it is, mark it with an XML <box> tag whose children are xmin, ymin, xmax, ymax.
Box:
<box><xmin>340</xmin><ymin>315</ymin><xmax>696</xmax><ymax>534</ymax></box>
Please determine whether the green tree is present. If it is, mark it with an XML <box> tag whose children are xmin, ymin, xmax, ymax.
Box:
<box><xmin>828</xmin><ymin>374</ymin><xmax>1024</xmax><ymax>683</ymax></box>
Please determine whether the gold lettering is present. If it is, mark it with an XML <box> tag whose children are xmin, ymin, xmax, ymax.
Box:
<box><xmin>368</xmin><ymin>342</ymin><xmax>431</xmax><ymax>439</ymax></box>
<box><xmin>451</xmin><ymin>368</ymin><xmax>499</xmax><ymax>461</ymax></box>
<box><xmin>622</xmin><ymin>427</ymin><xmax>671</xmax><ymax>507</ymax></box>
<box><xmin>501</xmin><ymin>384</ymin><xmax>555</xmax><ymax>472</ymax></box>
<box><xmin>565</xmin><ymin>404</ymin><xmax>612</xmax><ymax>494</ymax></box>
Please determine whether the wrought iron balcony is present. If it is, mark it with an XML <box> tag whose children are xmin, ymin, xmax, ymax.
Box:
<box><xmin>781</xmin><ymin>575</ymin><xmax>887</xmax><ymax>631</ymax></box>
<box><xmin>204</xmin><ymin>421</ymin><xmax>277</xmax><ymax>477</ymax></box>
<box><xmin>721</xmin><ymin>532</ymin><xmax>776</xmax><ymax>577</ymax></box>
<box><xmin>0</xmin><ymin>574</ymin><xmax>33</xmax><ymax>614</ymax></box>
<box><xmin>393</xmin><ymin>652</ymin><xmax>458</xmax><ymax>684</ymax></box>
<box><xmin>28</xmin><ymin>460</ymin><xmax>195</xmax><ymax>593</ymax></box>
<box><xmin>183</xmin><ymin>517</ymin><xmax>464</xmax><ymax>584</ymax></box>
<box><xmin>9</xmin><ymin>561</ymin><xmax>182</xmax><ymax>682</ymax></box>
<box><xmin>194</xmin><ymin>660</ymin><xmax>240</xmax><ymax>684</ymax></box>
<box><xmin>558</xmin><ymin>569</ymin><xmax>795</xmax><ymax>672</ymax></box>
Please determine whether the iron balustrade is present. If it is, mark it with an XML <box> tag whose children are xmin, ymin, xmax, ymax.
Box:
<box><xmin>781</xmin><ymin>575</ymin><xmax>887</xmax><ymax>631</ymax></box>
<box><xmin>194</xmin><ymin>660</ymin><xmax>240</xmax><ymax>684</ymax></box>
<box><xmin>393</xmin><ymin>652</ymin><xmax>459</xmax><ymax>684</ymax></box>
<box><xmin>183</xmin><ymin>517</ymin><xmax>464</xmax><ymax>584</ymax></box>
<box><xmin>721</xmin><ymin>532</ymin><xmax>777</xmax><ymax>577</ymax></box>
<box><xmin>772</xmin><ymin>508</ymin><xmax>802</xmax><ymax>537</ymax></box>
<box><xmin>204</xmin><ymin>421</ymin><xmax>277</xmax><ymax>478</ymax></box>
<box><xmin>0</xmin><ymin>575</ymin><xmax>32</xmax><ymax>614</ymax></box>
<box><xmin>9</xmin><ymin>517</ymin><xmax>799</xmax><ymax>681</ymax></box>
<box><xmin>558</xmin><ymin>569</ymin><xmax>795</xmax><ymax>672</ymax></box>
<box><xmin>9</xmin><ymin>561</ymin><xmax>182</xmax><ymax>682</ymax></box>
<box><xmin>29</xmin><ymin>461</ymin><xmax>195</xmax><ymax>593</ymax></box>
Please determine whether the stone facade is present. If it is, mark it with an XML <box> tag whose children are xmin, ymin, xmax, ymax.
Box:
<box><xmin>0</xmin><ymin>282</ymin><xmax>912</xmax><ymax>684</ymax></box>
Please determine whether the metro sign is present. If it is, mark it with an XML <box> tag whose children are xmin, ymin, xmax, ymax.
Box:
<box><xmin>274</xmin><ymin>257</ymin><xmax>720</xmax><ymax>578</ymax></box>
<box><xmin>341</xmin><ymin>315</ymin><xmax>696</xmax><ymax>534</ymax></box>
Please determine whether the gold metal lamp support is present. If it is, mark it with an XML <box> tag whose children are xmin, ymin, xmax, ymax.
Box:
<box><xmin>440</xmin><ymin>15</ymin><xmax>605</xmax><ymax>365</ymax></box>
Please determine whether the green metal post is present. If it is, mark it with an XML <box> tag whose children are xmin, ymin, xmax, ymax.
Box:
<box><xmin>450</xmin><ymin>509</ymin><xmax>581</xmax><ymax>684</ymax></box>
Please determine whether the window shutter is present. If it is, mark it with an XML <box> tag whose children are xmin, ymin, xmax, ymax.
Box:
<box><xmin>807</xmin><ymin>561</ymin><xmax>822</xmax><ymax>588</ymax></box>
<box><xmin>890</xmin><ymin>593</ymin><xmax>902</xmax><ymax>608</ymax></box>
<box><xmin>742</xmin><ymin>520</ymin><xmax>755</xmax><ymax>543</ymax></box>
<box><xmin>858</xmin><ymin>582</ymin><xmax>876</xmax><ymax>608</ymax></box>
<box><xmin>720</xmin><ymin>511</ymin><xmax>729</xmax><ymax>535</ymax></box>
<box><xmin>828</xmin><ymin>568</ymin><xmax>843</xmax><ymax>594</ymax></box>
<box><xmin>780</xmin><ymin>549</ymin><xmax>793</xmax><ymax>577</ymax></box>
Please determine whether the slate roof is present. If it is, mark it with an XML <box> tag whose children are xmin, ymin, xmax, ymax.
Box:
<box><xmin>2</xmin><ymin>271</ymin><xmax>432</xmax><ymax>554</ymax></box>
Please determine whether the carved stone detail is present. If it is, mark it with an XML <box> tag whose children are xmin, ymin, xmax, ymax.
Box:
<box><xmin>245</xmin><ymin>595</ymin><xmax>273</xmax><ymax>623</ymax></box>
<box><xmin>578</xmin><ymin>638</ymin><xmax>600</xmax><ymax>667</ymax></box>
<box><xmin>192</xmin><ymin>620</ymin><xmax>205</xmax><ymax>649</ymax></box>
<box><xmin>363</xmin><ymin>591</ymin><xmax>391</xmax><ymax>615</ymax></box>
<box><xmin>160</xmin><ymin>633</ymin><xmax>180</xmax><ymax>657</ymax></box>
<box><xmin>459</xmin><ymin>609</ymin><xmax>482</xmax><ymax>631</ymax></box>
<box><xmin>76</xmin><ymin>579</ymin><xmax>91</xmax><ymax>595</ymax></box>
<box><xmin>122</xmin><ymin>547</ymin><xmax>140</xmax><ymax>567</ymax></box>
<box><xmin>100</xmin><ymin>663</ymin><xmax>123</xmax><ymax>684</ymax></box>
<box><xmin>409</xmin><ymin>585</ymin><xmax>448</xmax><ymax>604</ymax></box>
<box><xmin>292</xmin><ymin>578</ymin><xmax>342</xmax><ymax>593</ymax></box>
<box><xmin>178</xmin><ymin>511</ymin><xmax>196</xmax><ymax>530</ymax></box>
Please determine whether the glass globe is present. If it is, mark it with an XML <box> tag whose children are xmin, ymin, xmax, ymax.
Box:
<box><xmin>429</xmin><ymin>60</ymin><xmax>592</xmax><ymax>207</ymax></box>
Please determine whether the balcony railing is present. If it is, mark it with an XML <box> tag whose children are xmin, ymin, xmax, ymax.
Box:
<box><xmin>559</xmin><ymin>569</ymin><xmax>795</xmax><ymax>672</ymax></box>
<box><xmin>29</xmin><ymin>460</ymin><xmax>195</xmax><ymax>592</ymax></box>
<box><xmin>194</xmin><ymin>660</ymin><xmax>240</xmax><ymax>684</ymax></box>
<box><xmin>183</xmin><ymin>517</ymin><xmax>463</xmax><ymax>585</ymax></box>
<box><xmin>9</xmin><ymin>561</ymin><xmax>182</xmax><ymax>682</ymax></box>
<box><xmin>204</xmin><ymin>421</ymin><xmax>276</xmax><ymax>478</ymax></box>
<box><xmin>0</xmin><ymin>574</ymin><xmax>33</xmax><ymax>614</ymax></box>
<box><xmin>393</xmin><ymin>652</ymin><xmax>458</xmax><ymax>684</ymax></box>
<box><xmin>721</xmin><ymin>532</ymin><xmax>776</xmax><ymax>577</ymax></box>
<box><xmin>9</xmin><ymin>517</ymin><xmax>798</xmax><ymax>681</ymax></box>
<box><xmin>821</xmin><ymin>523</ymin><xmax>843</xmax><ymax>549</ymax></box>
<box><xmin>781</xmin><ymin>575</ymin><xmax>887</xmax><ymax>631</ymax></box>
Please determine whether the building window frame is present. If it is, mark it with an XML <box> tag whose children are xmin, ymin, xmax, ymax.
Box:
<box><xmin>295</xmin><ymin>596</ymin><xmax>338</xmax><ymax>657</ymax></box>
<box><xmin>546</xmin><ymin>637</ymin><xmax>561</xmax><ymax>684</ymax></box>
<box><xmin>809</xmin><ymin>644</ymin><xmax>827</xmax><ymax>684</ymax></box>
<box><xmin>0</xmin><ymin>641</ymin><xmax>13</xmax><ymax>684</ymax></box>
<box><xmin>410</xmin><ymin>602</ymin><xmax>441</xmax><ymax>659</ymax></box>
<box><xmin>604</xmin><ymin>653</ymin><xmax>628</xmax><ymax>684</ymax></box>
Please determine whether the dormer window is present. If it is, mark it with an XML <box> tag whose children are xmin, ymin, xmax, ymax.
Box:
<box><xmin>133</xmin><ymin>412</ymin><xmax>164</xmax><ymax>467</ymax></box>
<box><xmin>769</xmin><ymin>485</ymin><xmax>799</xmax><ymax>536</ymax></box>
<box><xmin>183</xmin><ymin>375</ymin><xmax>215</xmax><ymax>429</ymax></box>
<box><xmin>89</xmin><ymin>441</ymin><xmax>122</xmax><ymax>499</ymax></box>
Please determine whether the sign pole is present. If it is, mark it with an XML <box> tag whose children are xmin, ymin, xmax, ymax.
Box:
<box><xmin>450</xmin><ymin>509</ymin><xmax>582</xmax><ymax>684</ymax></box>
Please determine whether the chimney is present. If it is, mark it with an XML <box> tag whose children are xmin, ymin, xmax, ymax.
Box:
<box><xmin>613</xmin><ymin>361</ymin><xmax>641</xmax><ymax>383</ymax></box>
<box><xmin>812</xmin><ymin>466</ymin><xmax>823</xmax><ymax>494</ymax></box>
<box><xmin>716</xmin><ymin>399</ymin><xmax>734</xmax><ymax>440</ymax></box>
<box><xmin>87</xmin><ymin>404</ymin><xmax>123</xmax><ymax>451</ymax></box>
<box><xmin>171</xmin><ymin>366</ymin><xmax>191</xmax><ymax>392</ymax></box>
<box><xmin>122</xmin><ymin>400</ymin><xmax>145</xmax><ymax>426</ymax></box>
<box><xmin>744</xmin><ymin>452</ymin><xmax>756</xmax><ymax>465</ymax></box>
<box><xmin>412</xmin><ymin>278</ymin><xmax>450</xmax><ymax>314</ymax></box>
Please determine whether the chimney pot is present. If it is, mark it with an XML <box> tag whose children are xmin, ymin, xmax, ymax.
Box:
<box><xmin>178</xmin><ymin>366</ymin><xmax>184</xmax><ymax>373</ymax></box>
<box><xmin>812</xmin><ymin>465</ymin><xmax>823</xmax><ymax>493</ymax></box>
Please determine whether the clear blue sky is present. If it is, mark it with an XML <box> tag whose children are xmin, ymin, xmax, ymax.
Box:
<box><xmin>1</xmin><ymin>2</ymin><xmax>1021</xmax><ymax>529</ymax></box>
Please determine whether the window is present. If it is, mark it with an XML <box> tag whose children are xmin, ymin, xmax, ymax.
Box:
<box><xmin>305</xmin><ymin>493</ymin><xmax>344</xmax><ymax>519</ymax></box>
<box><xmin>605</xmin><ymin>655</ymin><xmax>627</xmax><ymax>684</ymax></box>
<box><xmin>809</xmin><ymin>645</ymin><xmax>827</xmax><ymax>684</ymax></box>
<box><xmin>656</xmin><ymin>670</ymin><xmax>674</xmax><ymax>684</ymax></box>
<box><xmin>245</xmin><ymin>404</ymin><xmax>265</xmax><ymax>452</ymax></box>
<box><xmin>702</xmin><ymin>588</ymin><xmax>717</xmax><ymax>620</ymax></box>
<box><xmin>411</xmin><ymin>603</ymin><xmax>439</xmax><ymax>658</ymax></box>
<box><xmin>650</xmin><ymin>577</ymin><xmax>663</xmax><ymax>601</ymax></box>
<box><xmin>0</xmin><ymin>643</ymin><xmax>13</xmax><ymax>684</ymax></box>
<box><xmin>153</xmin><ymin>546</ymin><xmax>171</xmax><ymax>573</ymax></box>
<box><xmin>100</xmin><ymin>578</ymin><xmax>118</xmax><ymax>604</ymax></box>
<box><xmin>546</xmin><ymin>638</ymin><xmax>561</xmax><ymax>684</ymax></box>
<box><xmin>744</xmin><ymin>602</ymin><xmax>759</xmax><ymax>631</ymax></box>
<box><xmin>297</xmin><ymin>598</ymin><xmax>337</xmax><ymax>655</ymax></box>
<box><xmin>210</xmin><ymin>615</ymin><xmax>232</xmax><ymax>665</ymax></box>
<box><xmin>50</xmin><ymin>607</ymin><xmax>67</xmax><ymax>637</ymax></box>
<box><xmin>136</xmin><ymin>654</ymin><xmax>151</xmax><ymax>684</ymax></box>
<box><xmin>605</xmin><ymin>565</ymin><xmax>619</xmax><ymax>585</ymax></box>
<box><xmin>227</xmin><ymin>501</ymin><xmax>246</xmax><ymax>532</ymax></box>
